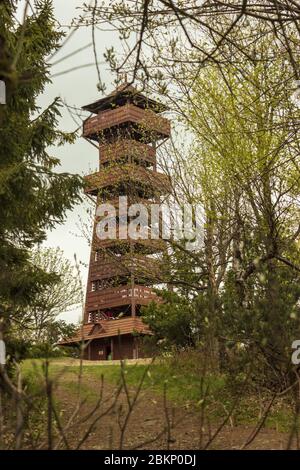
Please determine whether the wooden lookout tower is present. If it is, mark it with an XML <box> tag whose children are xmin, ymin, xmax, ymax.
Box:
<box><xmin>61</xmin><ymin>83</ymin><xmax>171</xmax><ymax>360</ymax></box>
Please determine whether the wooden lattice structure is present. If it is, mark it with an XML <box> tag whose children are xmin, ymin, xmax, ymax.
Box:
<box><xmin>60</xmin><ymin>83</ymin><xmax>171</xmax><ymax>360</ymax></box>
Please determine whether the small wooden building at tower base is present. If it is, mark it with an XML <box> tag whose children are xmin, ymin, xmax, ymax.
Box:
<box><xmin>60</xmin><ymin>317</ymin><xmax>151</xmax><ymax>361</ymax></box>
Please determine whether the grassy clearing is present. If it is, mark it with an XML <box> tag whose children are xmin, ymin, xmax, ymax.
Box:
<box><xmin>22</xmin><ymin>358</ymin><xmax>225</xmax><ymax>404</ymax></box>
<box><xmin>21</xmin><ymin>357</ymin><xmax>294</xmax><ymax>432</ymax></box>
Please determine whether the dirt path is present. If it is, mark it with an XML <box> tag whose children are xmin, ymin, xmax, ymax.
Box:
<box><xmin>54</xmin><ymin>372</ymin><xmax>296</xmax><ymax>450</ymax></box>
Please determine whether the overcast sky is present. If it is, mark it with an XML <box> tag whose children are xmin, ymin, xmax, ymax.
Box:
<box><xmin>34</xmin><ymin>1</ymin><xmax>121</xmax><ymax>323</ymax></box>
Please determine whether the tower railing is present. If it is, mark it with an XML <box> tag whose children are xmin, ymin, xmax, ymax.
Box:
<box><xmin>83</xmin><ymin>103</ymin><xmax>171</xmax><ymax>139</ymax></box>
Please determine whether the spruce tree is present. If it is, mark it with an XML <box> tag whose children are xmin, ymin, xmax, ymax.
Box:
<box><xmin>0</xmin><ymin>1</ymin><xmax>83</xmax><ymax>335</ymax></box>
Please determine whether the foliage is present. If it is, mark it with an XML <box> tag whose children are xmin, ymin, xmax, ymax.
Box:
<box><xmin>0</xmin><ymin>1</ymin><xmax>83</xmax><ymax>337</ymax></box>
<box><xmin>6</xmin><ymin>320</ymin><xmax>77</xmax><ymax>366</ymax></box>
<box><xmin>134</xmin><ymin>30</ymin><xmax>300</xmax><ymax>393</ymax></box>
<box><xmin>142</xmin><ymin>290</ymin><xmax>202</xmax><ymax>350</ymax></box>
<box><xmin>15</xmin><ymin>247</ymin><xmax>82</xmax><ymax>343</ymax></box>
<box><xmin>22</xmin><ymin>357</ymin><xmax>296</xmax><ymax>433</ymax></box>
<box><xmin>184</xmin><ymin>34</ymin><xmax>300</xmax><ymax>390</ymax></box>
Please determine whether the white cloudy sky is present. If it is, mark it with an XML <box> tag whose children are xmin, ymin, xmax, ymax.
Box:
<box><xmin>22</xmin><ymin>1</ymin><xmax>122</xmax><ymax>323</ymax></box>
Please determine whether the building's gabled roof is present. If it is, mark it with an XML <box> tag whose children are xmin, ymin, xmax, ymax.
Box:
<box><xmin>82</xmin><ymin>82</ymin><xmax>168</xmax><ymax>114</ymax></box>
<box><xmin>60</xmin><ymin>317</ymin><xmax>151</xmax><ymax>345</ymax></box>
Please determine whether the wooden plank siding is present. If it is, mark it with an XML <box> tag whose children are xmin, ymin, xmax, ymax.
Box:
<box><xmin>92</xmin><ymin>237</ymin><xmax>166</xmax><ymax>253</ymax></box>
<box><xmin>83</xmin><ymin>103</ymin><xmax>171</xmax><ymax>140</ymax></box>
<box><xmin>89</xmin><ymin>254</ymin><xmax>162</xmax><ymax>281</ymax></box>
<box><xmin>85</xmin><ymin>285</ymin><xmax>161</xmax><ymax>311</ymax></box>
<box><xmin>84</xmin><ymin>164</ymin><xmax>171</xmax><ymax>196</ymax></box>
<box><xmin>82</xmin><ymin>336</ymin><xmax>147</xmax><ymax>361</ymax></box>
<box><xmin>99</xmin><ymin>139</ymin><xmax>156</xmax><ymax>166</ymax></box>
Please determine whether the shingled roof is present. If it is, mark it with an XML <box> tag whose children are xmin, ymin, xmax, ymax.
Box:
<box><xmin>60</xmin><ymin>317</ymin><xmax>151</xmax><ymax>345</ymax></box>
<box><xmin>82</xmin><ymin>82</ymin><xmax>168</xmax><ymax>114</ymax></box>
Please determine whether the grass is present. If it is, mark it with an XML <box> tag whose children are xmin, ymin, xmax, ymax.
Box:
<box><xmin>22</xmin><ymin>358</ymin><xmax>226</xmax><ymax>404</ymax></box>
<box><xmin>21</xmin><ymin>357</ymin><xmax>294</xmax><ymax>433</ymax></box>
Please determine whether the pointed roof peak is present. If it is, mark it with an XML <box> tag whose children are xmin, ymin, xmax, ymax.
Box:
<box><xmin>82</xmin><ymin>81</ymin><xmax>168</xmax><ymax>114</ymax></box>
<box><xmin>114</xmin><ymin>81</ymin><xmax>137</xmax><ymax>93</ymax></box>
